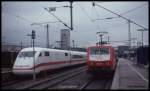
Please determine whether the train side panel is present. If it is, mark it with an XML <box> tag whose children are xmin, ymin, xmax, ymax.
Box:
<box><xmin>12</xmin><ymin>47</ymin><xmax>86</xmax><ymax>75</ymax></box>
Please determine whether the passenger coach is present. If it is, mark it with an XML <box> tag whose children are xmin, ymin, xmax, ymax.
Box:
<box><xmin>12</xmin><ymin>47</ymin><xmax>86</xmax><ymax>75</ymax></box>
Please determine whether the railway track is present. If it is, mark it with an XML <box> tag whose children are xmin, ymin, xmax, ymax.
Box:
<box><xmin>2</xmin><ymin>76</ymin><xmax>35</xmax><ymax>89</ymax></box>
<box><xmin>2</xmin><ymin>79</ymin><xmax>22</xmax><ymax>87</ymax></box>
<box><xmin>2</xmin><ymin>64</ymin><xmax>86</xmax><ymax>90</ymax></box>
<box><xmin>47</xmin><ymin>70</ymin><xmax>113</xmax><ymax>90</ymax></box>
<box><xmin>78</xmin><ymin>79</ymin><xmax>93</xmax><ymax>90</ymax></box>
<box><xmin>2</xmin><ymin>71</ymin><xmax>13</xmax><ymax>82</ymax></box>
<box><xmin>1</xmin><ymin>71</ymin><xmax>25</xmax><ymax>87</ymax></box>
<box><xmin>18</xmin><ymin>66</ymin><xmax>86</xmax><ymax>89</ymax></box>
<box><xmin>48</xmin><ymin>78</ymin><xmax>93</xmax><ymax>90</ymax></box>
<box><xmin>2</xmin><ymin>63</ymin><xmax>113</xmax><ymax>90</ymax></box>
<box><xmin>48</xmin><ymin>73</ymin><xmax>113</xmax><ymax>90</ymax></box>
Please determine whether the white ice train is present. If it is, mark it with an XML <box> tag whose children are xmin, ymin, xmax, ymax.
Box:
<box><xmin>12</xmin><ymin>47</ymin><xmax>86</xmax><ymax>75</ymax></box>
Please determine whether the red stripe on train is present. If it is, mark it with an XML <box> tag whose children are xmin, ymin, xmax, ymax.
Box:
<box><xmin>13</xmin><ymin>59</ymin><xmax>84</xmax><ymax>70</ymax></box>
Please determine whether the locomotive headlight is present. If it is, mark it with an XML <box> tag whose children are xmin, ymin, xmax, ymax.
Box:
<box><xmin>90</xmin><ymin>62</ymin><xmax>94</xmax><ymax>65</ymax></box>
<box><xmin>106</xmin><ymin>61</ymin><xmax>109</xmax><ymax>65</ymax></box>
<box><xmin>96</xmin><ymin>62</ymin><xmax>100</xmax><ymax>65</ymax></box>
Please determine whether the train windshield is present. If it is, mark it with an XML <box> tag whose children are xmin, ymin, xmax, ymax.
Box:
<box><xmin>18</xmin><ymin>51</ymin><xmax>36</xmax><ymax>57</ymax></box>
<box><xmin>90</xmin><ymin>48</ymin><xmax>109</xmax><ymax>55</ymax></box>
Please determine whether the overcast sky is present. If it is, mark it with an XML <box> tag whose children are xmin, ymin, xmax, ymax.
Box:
<box><xmin>2</xmin><ymin>1</ymin><xmax>149</xmax><ymax>48</ymax></box>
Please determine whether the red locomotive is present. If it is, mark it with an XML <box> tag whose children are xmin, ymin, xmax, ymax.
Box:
<box><xmin>86</xmin><ymin>45</ymin><xmax>117</xmax><ymax>74</ymax></box>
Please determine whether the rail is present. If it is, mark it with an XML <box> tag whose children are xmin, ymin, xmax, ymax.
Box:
<box><xmin>19</xmin><ymin>66</ymin><xmax>86</xmax><ymax>89</ymax></box>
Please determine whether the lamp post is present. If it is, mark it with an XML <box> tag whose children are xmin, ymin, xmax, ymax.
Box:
<box><xmin>32</xmin><ymin>30</ymin><xmax>36</xmax><ymax>80</ymax></box>
<box><xmin>137</xmin><ymin>29</ymin><xmax>148</xmax><ymax>46</ymax></box>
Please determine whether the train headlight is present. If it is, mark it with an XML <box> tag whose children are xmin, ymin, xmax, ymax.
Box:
<box><xmin>90</xmin><ymin>62</ymin><xmax>94</xmax><ymax>65</ymax></box>
<box><xmin>106</xmin><ymin>61</ymin><xmax>109</xmax><ymax>65</ymax></box>
<box><xmin>96</xmin><ymin>62</ymin><xmax>100</xmax><ymax>65</ymax></box>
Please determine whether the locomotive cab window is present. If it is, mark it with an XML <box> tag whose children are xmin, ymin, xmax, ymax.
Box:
<box><xmin>18</xmin><ymin>51</ymin><xmax>36</xmax><ymax>57</ymax></box>
<box><xmin>90</xmin><ymin>48</ymin><xmax>100</xmax><ymax>55</ymax></box>
<box><xmin>45</xmin><ymin>52</ymin><xmax>49</xmax><ymax>56</ymax></box>
<box><xmin>100</xmin><ymin>48</ymin><xmax>109</xmax><ymax>54</ymax></box>
<box><xmin>90</xmin><ymin>48</ymin><xmax>109</xmax><ymax>55</ymax></box>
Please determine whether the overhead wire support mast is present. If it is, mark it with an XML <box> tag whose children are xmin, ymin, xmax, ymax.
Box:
<box><xmin>93</xmin><ymin>2</ymin><xmax>148</xmax><ymax>30</ymax></box>
<box><xmin>44</xmin><ymin>3</ymin><xmax>73</xmax><ymax>30</ymax></box>
<box><xmin>31</xmin><ymin>21</ymin><xmax>60</xmax><ymax>48</ymax></box>
<box><xmin>46</xmin><ymin>24</ymin><xmax>49</xmax><ymax>48</ymax></box>
<box><xmin>93</xmin><ymin>2</ymin><xmax>148</xmax><ymax>60</ymax></box>
<box><xmin>70</xmin><ymin>1</ymin><xmax>73</xmax><ymax>30</ymax></box>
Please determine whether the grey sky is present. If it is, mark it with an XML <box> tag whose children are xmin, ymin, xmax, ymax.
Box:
<box><xmin>2</xmin><ymin>1</ymin><xmax>149</xmax><ymax>48</ymax></box>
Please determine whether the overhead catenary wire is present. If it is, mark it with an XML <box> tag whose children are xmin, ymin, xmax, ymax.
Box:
<box><xmin>2</xmin><ymin>11</ymin><xmax>45</xmax><ymax>47</ymax></box>
<box><xmin>2</xmin><ymin>11</ymin><xmax>44</xmax><ymax>37</ymax></box>
<box><xmin>76</xmin><ymin>3</ymin><xmax>93</xmax><ymax>22</ymax></box>
<box><xmin>3</xmin><ymin>11</ymin><xmax>33</xmax><ymax>24</ymax></box>
<box><xmin>120</xmin><ymin>3</ymin><xmax>148</xmax><ymax>15</ymax></box>
<box><xmin>94</xmin><ymin>3</ymin><xmax>148</xmax><ymax>30</ymax></box>
<box><xmin>92</xmin><ymin>4</ymin><xmax>105</xmax><ymax>31</ymax></box>
<box><xmin>31</xmin><ymin>21</ymin><xmax>60</xmax><ymax>26</ymax></box>
<box><xmin>30</xmin><ymin>4</ymin><xmax>63</xmax><ymax>27</ymax></box>
<box><xmin>94</xmin><ymin>3</ymin><xmax>147</xmax><ymax>18</ymax></box>
<box><xmin>3</xmin><ymin>5</ymin><xmax>58</xmax><ymax>28</ymax></box>
<box><xmin>76</xmin><ymin>3</ymin><xmax>102</xmax><ymax>31</ymax></box>
<box><xmin>91</xmin><ymin>3</ymin><xmax>147</xmax><ymax>31</ymax></box>
<box><xmin>89</xmin><ymin>3</ymin><xmax>147</xmax><ymax>22</ymax></box>
<box><xmin>43</xmin><ymin>6</ymin><xmax>72</xmax><ymax>30</ymax></box>
<box><xmin>3</xmin><ymin>10</ymin><xmax>45</xmax><ymax>28</ymax></box>
<box><xmin>92</xmin><ymin>6</ymin><xmax>101</xmax><ymax>31</ymax></box>
<box><xmin>102</xmin><ymin>22</ymin><xmax>128</xmax><ymax>30</ymax></box>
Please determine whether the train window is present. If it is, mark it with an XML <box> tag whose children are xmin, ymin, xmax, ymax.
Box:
<box><xmin>39</xmin><ymin>53</ymin><xmax>42</xmax><ymax>57</ymax></box>
<box><xmin>90</xmin><ymin>48</ymin><xmax>109</xmax><ymax>55</ymax></box>
<box><xmin>72</xmin><ymin>55</ymin><xmax>83</xmax><ymax>59</ymax></box>
<box><xmin>18</xmin><ymin>51</ymin><xmax>36</xmax><ymax>57</ymax></box>
<box><xmin>45</xmin><ymin>52</ymin><xmax>49</xmax><ymax>56</ymax></box>
<box><xmin>65</xmin><ymin>53</ymin><xmax>68</xmax><ymax>56</ymax></box>
<box><xmin>100</xmin><ymin>48</ymin><xmax>109</xmax><ymax>54</ymax></box>
<box><xmin>90</xmin><ymin>48</ymin><xmax>100</xmax><ymax>55</ymax></box>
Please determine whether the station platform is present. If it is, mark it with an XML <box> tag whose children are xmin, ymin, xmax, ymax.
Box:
<box><xmin>111</xmin><ymin>58</ymin><xmax>148</xmax><ymax>90</ymax></box>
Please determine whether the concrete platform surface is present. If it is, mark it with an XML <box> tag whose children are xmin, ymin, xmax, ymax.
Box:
<box><xmin>111</xmin><ymin>58</ymin><xmax>148</xmax><ymax>90</ymax></box>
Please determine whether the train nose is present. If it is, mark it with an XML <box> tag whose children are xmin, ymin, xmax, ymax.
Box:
<box><xmin>12</xmin><ymin>58</ymin><xmax>34</xmax><ymax>75</ymax></box>
<box><xmin>13</xmin><ymin>58</ymin><xmax>34</xmax><ymax>69</ymax></box>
